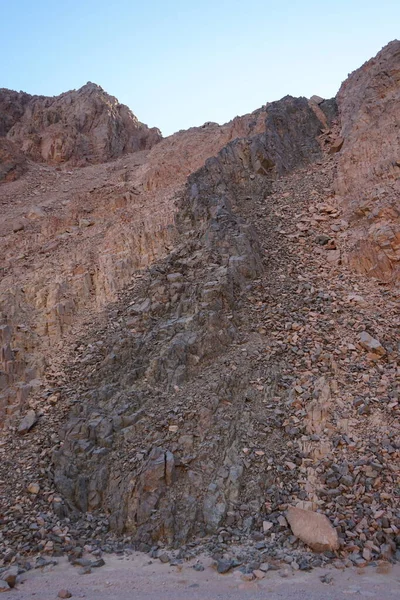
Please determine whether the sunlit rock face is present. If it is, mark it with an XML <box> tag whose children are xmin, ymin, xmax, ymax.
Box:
<box><xmin>335</xmin><ymin>40</ymin><xmax>400</xmax><ymax>282</ymax></box>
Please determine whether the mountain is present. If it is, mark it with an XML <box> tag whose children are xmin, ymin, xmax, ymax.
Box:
<box><xmin>0</xmin><ymin>82</ymin><xmax>161</xmax><ymax>168</ymax></box>
<box><xmin>0</xmin><ymin>42</ymin><xmax>399</xmax><ymax>569</ymax></box>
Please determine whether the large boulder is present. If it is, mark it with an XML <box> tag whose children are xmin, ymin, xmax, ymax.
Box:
<box><xmin>286</xmin><ymin>506</ymin><xmax>340</xmax><ymax>552</ymax></box>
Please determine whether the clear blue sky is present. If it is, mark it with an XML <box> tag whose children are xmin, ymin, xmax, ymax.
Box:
<box><xmin>1</xmin><ymin>1</ymin><xmax>399</xmax><ymax>136</ymax></box>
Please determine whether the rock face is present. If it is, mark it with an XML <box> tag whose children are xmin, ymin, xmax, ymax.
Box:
<box><xmin>0</xmin><ymin>94</ymin><xmax>329</xmax><ymax>427</ymax></box>
<box><xmin>0</xmin><ymin>138</ymin><xmax>27</xmax><ymax>182</ymax></box>
<box><xmin>0</xmin><ymin>83</ymin><xmax>162</xmax><ymax>168</ymax></box>
<box><xmin>0</xmin><ymin>43</ymin><xmax>399</xmax><ymax>564</ymax></box>
<box><xmin>286</xmin><ymin>507</ymin><xmax>339</xmax><ymax>552</ymax></box>
<box><xmin>335</xmin><ymin>40</ymin><xmax>400</xmax><ymax>282</ymax></box>
<box><xmin>52</xmin><ymin>97</ymin><xmax>329</xmax><ymax>544</ymax></box>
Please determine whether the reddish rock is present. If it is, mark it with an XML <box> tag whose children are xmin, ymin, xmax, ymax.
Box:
<box><xmin>335</xmin><ymin>40</ymin><xmax>400</xmax><ymax>282</ymax></box>
<box><xmin>0</xmin><ymin>138</ymin><xmax>27</xmax><ymax>182</ymax></box>
<box><xmin>57</xmin><ymin>590</ymin><xmax>72</xmax><ymax>599</ymax></box>
<box><xmin>329</xmin><ymin>137</ymin><xmax>344</xmax><ymax>154</ymax></box>
<box><xmin>286</xmin><ymin>507</ymin><xmax>339</xmax><ymax>552</ymax></box>
<box><xmin>1</xmin><ymin>83</ymin><xmax>161</xmax><ymax>166</ymax></box>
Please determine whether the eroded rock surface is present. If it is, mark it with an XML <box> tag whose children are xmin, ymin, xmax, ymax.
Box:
<box><xmin>0</xmin><ymin>43</ymin><xmax>399</xmax><ymax>569</ymax></box>
<box><xmin>51</xmin><ymin>97</ymin><xmax>331</xmax><ymax>544</ymax></box>
<box><xmin>335</xmin><ymin>40</ymin><xmax>400</xmax><ymax>281</ymax></box>
<box><xmin>0</xmin><ymin>83</ymin><xmax>162</xmax><ymax>167</ymax></box>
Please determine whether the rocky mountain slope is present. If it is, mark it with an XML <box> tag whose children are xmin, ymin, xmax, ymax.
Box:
<box><xmin>0</xmin><ymin>41</ymin><xmax>399</xmax><ymax>574</ymax></box>
<box><xmin>0</xmin><ymin>83</ymin><xmax>161</xmax><ymax>169</ymax></box>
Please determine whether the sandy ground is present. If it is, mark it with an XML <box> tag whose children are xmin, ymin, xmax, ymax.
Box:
<box><xmin>7</xmin><ymin>553</ymin><xmax>400</xmax><ymax>600</ymax></box>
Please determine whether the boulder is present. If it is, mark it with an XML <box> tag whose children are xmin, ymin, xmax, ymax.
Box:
<box><xmin>286</xmin><ymin>506</ymin><xmax>339</xmax><ymax>552</ymax></box>
<box><xmin>17</xmin><ymin>410</ymin><xmax>37</xmax><ymax>434</ymax></box>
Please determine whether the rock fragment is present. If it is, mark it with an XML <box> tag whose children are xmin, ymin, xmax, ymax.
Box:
<box><xmin>359</xmin><ymin>331</ymin><xmax>386</xmax><ymax>356</ymax></box>
<box><xmin>329</xmin><ymin>137</ymin><xmax>344</xmax><ymax>154</ymax></box>
<box><xmin>17</xmin><ymin>410</ymin><xmax>38</xmax><ymax>434</ymax></box>
<box><xmin>1</xmin><ymin>566</ymin><xmax>18</xmax><ymax>588</ymax></box>
<box><xmin>0</xmin><ymin>581</ymin><xmax>10</xmax><ymax>593</ymax></box>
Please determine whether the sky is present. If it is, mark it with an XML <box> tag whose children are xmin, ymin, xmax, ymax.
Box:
<box><xmin>1</xmin><ymin>1</ymin><xmax>399</xmax><ymax>136</ymax></box>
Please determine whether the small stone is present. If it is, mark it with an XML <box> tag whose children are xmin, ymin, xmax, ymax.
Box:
<box><xmin>0</xmin><ymin>581</ymin><xmax>10</xmax><ymax>593</ymax></box>
<box><xmin>158</xmin><ymin>552</ymin><xmax>170</xmax><ymax>564</ymax></box>
<box><xmin>320</xmin><ymin>573</ymin><xmax>333</xmax><ymax>584</ymax></box>
<box><xmin>216</xmin><ymin>559</ymin><xmax>233</xmax><ymax>574</ymax></box>
<box><xmin>363</xmin><ymin>548</ymin><xmax>372</xmax><ymax>561</ymax></box>
<box><xmin>263</xmin><ymin>521</ymin><xmax>273</xmax><ymax>533</ymax></box>
<box><xmin>329</xmin><ymin>137</ymin><xmax>344</xmax><ymax>154</ymax></box>
<box><xmin>27</xmin><ymin>482</ymin><xmax>40</xmax><ymax>494</ymax></box>
<box><xmin>168</xmin><ymin>425</ymin><xmax>178</xmax><ymax>433</ymax></box>
<box><xmin>58</xmin><ymin>591</ymin><xmax>72</xmax><ymax>599</ymax></box>
<box><xmin>253</xmin><ymin>570</ymin><xmax>265</xmax><ymax>579</ymax></box>
<box><xmin>193</xmin><ymin>563</ymin><xmax>205</xmax><ymax>572</ymax></box>
<box><xmin>359</xmin><ymin>332</ymin><xmax>386</xmax><ymax>357</ymax></box>
<box><xmin>91</xmin><ymin>558</ymin><xmax>105</xmax><ymax>568</ymax></box>
<box><xmin>241</xmin><ymin>573</ymin><xmax>255</xmax><ymax>581</ymax></box>
<box><xmin>71</xmin><ymin>558</ymin><xmax>91</xmax><ymax>567</ymax></box>
<box><xmin>316</xmin><ymin>234</ymin><xmax>331</xmax><ymax>245</ymax></box>
<box><xmin>79</xmin><ymin>218</ymin><xmax>94</xmax><ymax>228</ymax></box>
<box><xmin>1</xmin><ymin>566</ymin><xmax>18</xmax><ymax>588</ymax></box>
<box><xmin>298</xmin><ymin>559</ymin><xmax>311</xmax><ymax>571</ymax></box>
<box><xmin>259</xmin><ymin>563</ymin><xmax>270</xmax><ymax>572</ymax></box>
<box><xmin>310</xmin><ymin>95</ymin><xmax>324</xmax><ymax>105</ymax></box>
<box><xmin>78</xmin><ymin>567</ymin><xmax>91</xmax><ymax>575</ymax></box>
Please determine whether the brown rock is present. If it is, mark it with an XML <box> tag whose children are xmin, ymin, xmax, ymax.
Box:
<box><xmin>253</xmin><ymin>569</ymin><xmax>266</xmax><ymax>579</ymax></box>
<box><xmin>1</xmin><ymin>83</ymin><xmax>161</xmax><ymax>166</ymax></box>
<box><xmin>27</xmin><ymin>482</ymin><xmax>40</xmax><ymax>494</ymax></box>
<box><xmin>58</xmin><ymin>591</ymin><xmax>72</xmax><ymax>599</ymax></box>
<box><xmin>310</xmin><ymin>95</ymin><xmax>324</xmax><ymax>105</ymax></box>
<box><xmin>241</xmin><ymin>573</ymin><xmax>255</xmax><ymax>582</ymax></box>
<box><xmin>329</xmin><ymin>137</ymin><xmax>344</xmax><ymax>154</ymax></box>
<box><xmin>0</xmin><ymin>138</ymin><xmax>27</xmax><ymax>182</ymax></box>
<box><xmin>1</xmin><ymin>566</ymin><xmax>18</xmax><ymax>588</ymax></box>
<box><xmin>286</xmin><ymin>506</ymin><xmax>339</xmax><ymax>552</ymax></box>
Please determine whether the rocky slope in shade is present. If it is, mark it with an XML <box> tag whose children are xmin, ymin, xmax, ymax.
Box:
<box><xmin>0</xmin><ymin>94</ymin><xmax>332</xmax><ymax>428</ymax></box>
<box><xmin>51</xmin><ymin>97</ymin><xmax>335</xmax><ymax>541</ymax></box>
<box><xmin>335</xmin><ymin>39</ymin><xmax>400</xmax><ymax>282</ymax></box>
<box><xmin>0</xmin><ymin>105</ymin><xmax>267</xmax><ymax>425</ymax></box>
<box><xmin>0</xmin><ymin>138</ymin><xmax>27</xmax><ymax>182</ymax></box>
<box><xmin>0</xmin><ymin>83</ymin><xmax>162</xmax><ymax>169</ymax></box>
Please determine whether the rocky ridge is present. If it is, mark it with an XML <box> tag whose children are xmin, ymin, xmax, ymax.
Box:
<box><xmin>0</xmin><ymin>41</ymin><xmax>399</xmax><ymax>578</ymax></box>
<box><xmin>0</xmin><ymin>83</ymin><xmax>161</xmax><ymax>169</ymax></box>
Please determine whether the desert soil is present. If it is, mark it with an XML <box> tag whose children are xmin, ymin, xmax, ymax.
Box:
<box><xmin>9</xmin><ymin>553</ymin><xmax>400</xmax><ymax>600</ymax></box>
